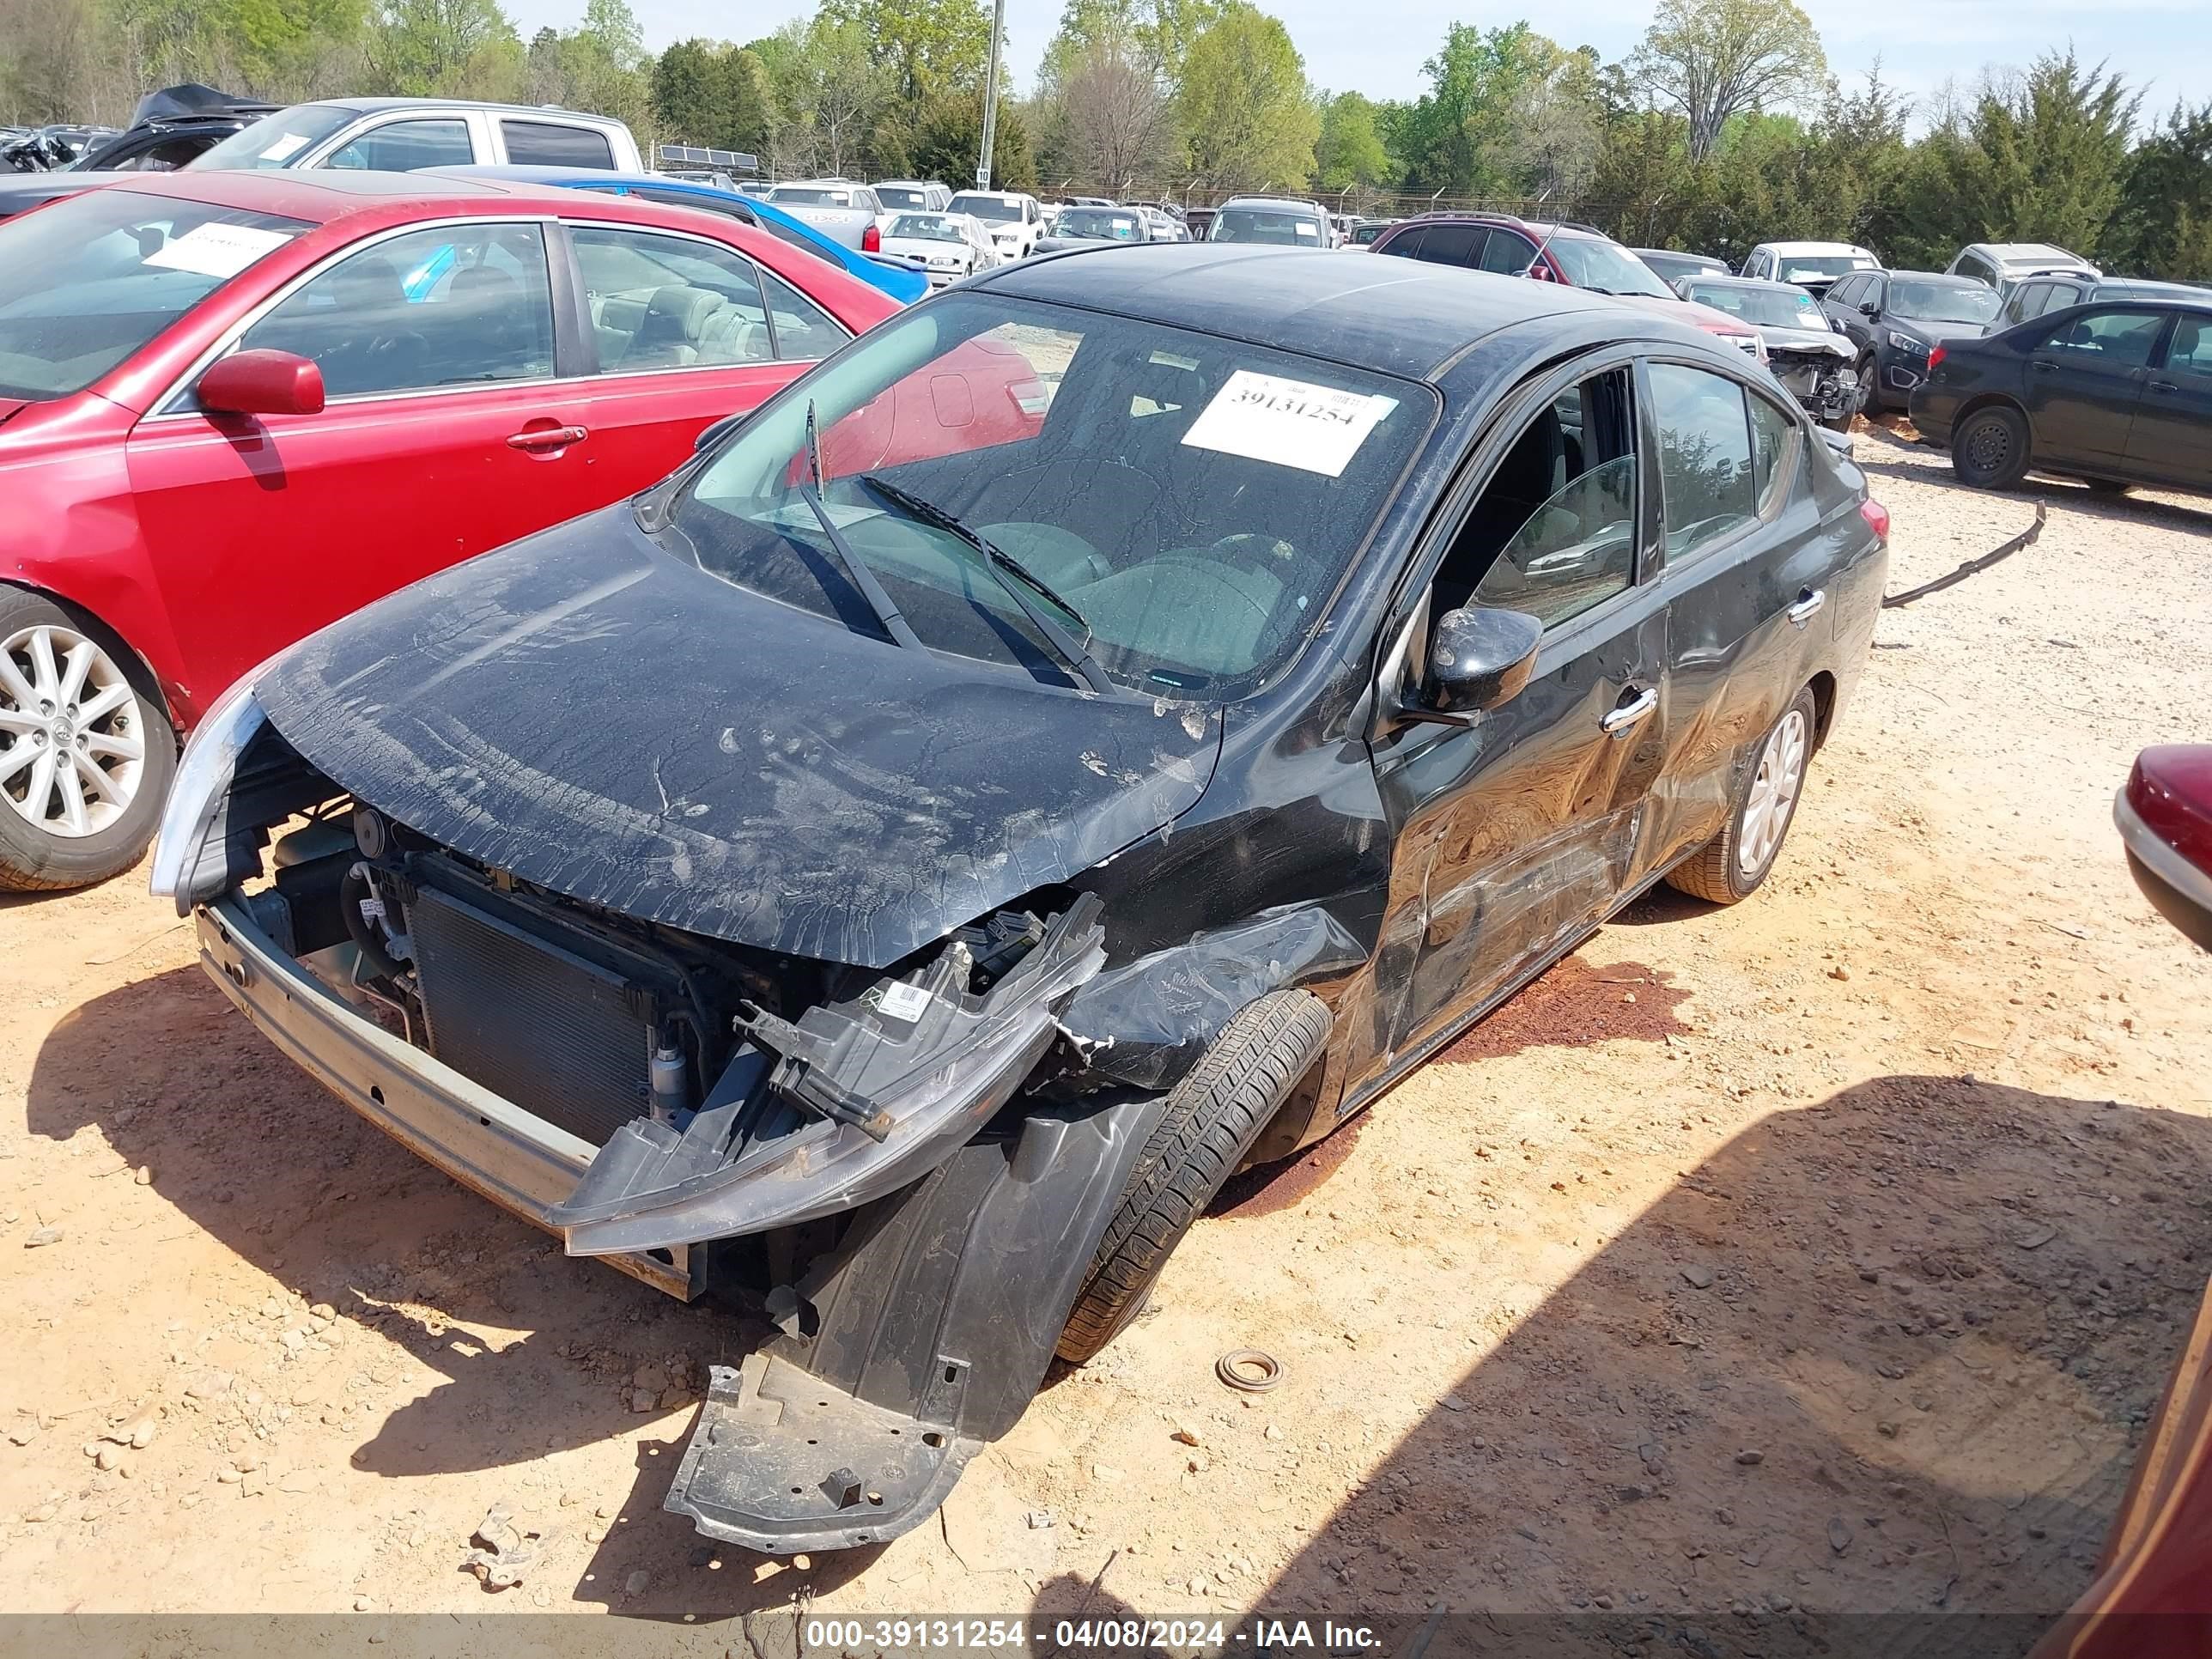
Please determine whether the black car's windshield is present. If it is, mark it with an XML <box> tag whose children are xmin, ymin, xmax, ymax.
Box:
<box><xmin>187</xmin><ymin>103</ymin><xmax>352</xmax><ymax>169</ymax></box>
<box><xmin>1057</xmin><ymin>209</ymin><xmax>1145</xmax><ymax>241</ymax></box>
<box><xmin>1889</xmin><ymin>280</ymin><xmax>2002</xmax><ymax>325</ymax></box>
<box><xmin>1774</xmin><ymin>252</ymin><xmax>1875</xmax><ymax>282</ymax></box>
<box><xmin>1209</xmin><ymin>207</ymin><xmax>1322</xmax><ymax>246</ymax></box>
<box><xmin>1685</xmin><ymin>281</ymin><xmax>1826</xmax><ymax>329</ymax></box>
<box><xmin>1546</xmin><ymin>234</ymin><xmax>1673</xmax><ymax>298</ymax></box>
<box><xmin>667</xmin><ymin>294</ymin><xmax>1430</xmax><ymax>697</ymax></box>
<box><xmin>0</xmin><ymin>190</ymin><xmax>308</xmax><ymax>400</ymax></box>
<box><xmin>949</xmin><ymin>193</ymin><xmax>1022</xmax><ymax>224</ymax></box>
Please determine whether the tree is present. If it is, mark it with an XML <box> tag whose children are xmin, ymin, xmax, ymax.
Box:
<box><xmin>1503</xmin><ymin>41</ymin><xmax>1606</xmax><ymax>199</ymax></box>
<box><xmin>1969</xmin><ymin>51</ymin><xmax>2140</xmax><ymax>257</ymax></box>
<box><xmin>653</xmin><ymin>38</ymin><xmax>774</xmax><ymax>155</ymax></box>
<box><xmin>1628</xmin><ymin>0</ymin><xmax>1826</xmax><ymax>164</ymax></box>
<box><xmin>818</xmin><ymin>0</ymin><xmax>991</xmax><ymax>109</ymax></box>
<box><xmin>1314</xmin><ymin>91</ymin><xmax>1388</xmax><ymax>193</ymax></box>
<box><xmin>368</xmin><ymin>0</ymin><xmax>520</xmax><ymax>97</ymax></box>
<box><xmin>908</xmin><ymin>88</ymin><xmax>1035</xmax><ymax>188</ymax></box>
<box><xmin>1176</xmin><ymin>2</ymin><xmax>1316</xmax><ymax>191</ymax></box>
<box><xmin>2112</xmin><ymin>99</ymin><xmax>2212</xmax><ymax>280</ymax></box>
<box><xmin>759</xmin><ymin>13</ymin><xmax>888</xmax><ymax>178</ymax></box>
<box><xmin>1391</xmin><ymin>22</ymin><xmax>1550</xmax><ymax>197</ymax></box>
<box><xmin>1060</xmin><ymin>34</ymin><xmax>1170</xmax><ymax>191</ymax></box>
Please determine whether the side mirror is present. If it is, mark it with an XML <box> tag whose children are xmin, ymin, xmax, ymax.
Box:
<box><xmin>694</xmin><ymin>411</ymin><xmax>748</xmax><ymax>453</ymax></box>
<box><xmin>1413</xmin><ymin>606</ymin><xmax>1543</xmax><ymax>723</ymax></box>
<box><xmin>1857</xmin><ymin>299</ymin><xmax>1877</xmax><ymax>318</ymax></box>
<box><xmin>198</xmin><ymin>349</ymin><xmax>324</xmax><ymax>417</ymax></box>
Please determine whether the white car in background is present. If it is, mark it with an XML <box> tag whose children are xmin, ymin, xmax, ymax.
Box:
<box><xmin>878</xmin><ymin>210</ymin><xmax>1000</xmax><ymax>286</ymax></box>
<box><xmin>948</xmin><ymin>189</ymin><xmax>1045</xmax><ymax>261</ymax></box>
<box><xmin>1739</xmin><ymin>239</ymin><xmax>1881</xmax><ymax>296</ymax></box>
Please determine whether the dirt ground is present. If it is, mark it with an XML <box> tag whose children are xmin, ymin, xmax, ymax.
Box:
<box><xmin>3</xmin><ymin>428</ymin><xmax>2211</xmax><ymax>1652</ymax></box>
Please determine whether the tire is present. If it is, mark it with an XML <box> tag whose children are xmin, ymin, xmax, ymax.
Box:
<box><xmin>0</xmin><ymin>586</ymin><xmax>176</xmax><ymax>893</ymax></box>
<box><xmin>1055</xmin><ymin>989</ymin><xmax>1333</xmax><ymax>1365</ymax></box>
<box><xmin>1665</xmin><ymin>686</ymin><xmax>1818</xmax><ymax>906</ymax></box>
<box><xmin>1852</xmin><ymin>352</ymin><xmax>1881</xmax><ymax>415</ymax></box>
<box><xmin>1821</xmin><ymin>406</ymin><xmax>1854</xmax><ymax>433</ymax></box>
<box><xmin>1951</xmin><ymin>404</ymin><xmax>2031</xmax><ymax>490</ymax></box>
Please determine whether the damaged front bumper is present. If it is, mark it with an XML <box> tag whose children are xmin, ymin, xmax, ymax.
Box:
<box><xmin>1769</xmin><ymin>349</ymin><xmax>1861</xmax><ymax>423</ymax></box>
<box><xmin>196</xmin><ymin>896</ymin><xmax>697</xmax><ymax>1297</ymax></box>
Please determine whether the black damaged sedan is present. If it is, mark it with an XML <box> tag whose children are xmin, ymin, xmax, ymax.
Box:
<box><xmin>153</xmin><ymin>246</ymin><xmax>1889</xmax><ymax>1553</ymax></box>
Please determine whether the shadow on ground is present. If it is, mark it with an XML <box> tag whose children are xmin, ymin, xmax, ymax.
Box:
<box><xmin>1041</xmin><ymin>1073</ymin><xmax>2212</xmax><ymax>1657</ymax></box>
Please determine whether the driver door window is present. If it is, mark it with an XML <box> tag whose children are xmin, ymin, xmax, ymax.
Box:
<box><xmin>229</xmin><ymin>223</ymin><xmax>555</xmax><ymax>399</ymax></box>
<box><xmin>325</xmin><ymin>118</ymin><xmax>472</xmax><ymax>172</ymax></box>
<box><xmin>1649</xmin><ymin>362</ymin><xmax>1758</xmax><ymax>565</ymax></box>
<box><xmin>1478</xmin><ymin>229</ymin><xmax>1535</xmax><ymax>274</ymax></box>
<box><xmin>2041</xmin><ymin>307</ymin><xmax>2166</xmax><ymax>367</ymax></box>
<box><xmin>1435</xmin><ymin>368</ymin><xmax>1639</xmax><ymax>629</ymax></box>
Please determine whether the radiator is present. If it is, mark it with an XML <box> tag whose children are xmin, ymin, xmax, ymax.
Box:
<box><xmin>407</xmin><ymin>882</ymin><xmax>653</xmax><ymax>1146</ymax></box>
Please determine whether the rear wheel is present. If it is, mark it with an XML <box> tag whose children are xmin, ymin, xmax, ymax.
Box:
<box><xmin>1952</xmin><ymin>404</ymin><xmax>2031</xmax><ymax>490</ymax></box>
<box><xmin>0</xmin><ymin>588</ymin><xmax>175</xmax><ymax>893</ymax></box>
<box><xmin>1055</xmin><ymin>990</ymin><xmax>1333</xmax><ymax>1364</ymax></box>
<box><xmin>1666</xmin><ymin>687</ymin><xmax>1817</xmax><ymax>906</ymax></box>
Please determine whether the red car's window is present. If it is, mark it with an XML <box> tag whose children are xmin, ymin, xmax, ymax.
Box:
<box><xmin>0</xmin><ymin>190</ymin><xmax>309</xmax><ymax>401</ymax></box>
<box><xmin>227</xmin><ymin>222</ymin><xmax>554</xmax><ymax>400</ymax></box>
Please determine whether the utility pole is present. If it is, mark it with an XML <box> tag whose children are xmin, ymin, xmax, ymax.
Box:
<box><xmin>976</xmin><ymin>0</ymin><xmax>1006</xmax><ymax>189</ymax></box>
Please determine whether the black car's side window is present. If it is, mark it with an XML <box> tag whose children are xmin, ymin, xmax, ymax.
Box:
<box><xmin>1649</xmin><ymin>362</ymin><xmax>1758</xmax><ymax>566</ymax></box>
<box><xmin>1828</xmin><ymin>274</ymin><xmax>1863</xmax><ymax>308</ymax></box>
<box><xmin>2166</xmin><ymin>313</ymin><xmax>2212</xmax><ymax>373</ymax></box>
<box><xmin>1434</xmin><ymin>368</ymin><xmax>1638</xmax><ymax>629</ymax></box>
<box><xmin>1747</xmin><ymin>392</ymin><xmax>1797</xmax><ymax>513</ymax></box>
<box><xmin>2041</xmin><ymin>307</ymin><xmax>2167</xmax><ymax>368</ymax></box>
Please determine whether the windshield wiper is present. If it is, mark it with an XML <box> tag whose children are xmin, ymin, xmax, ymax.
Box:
<box><xmin>854</xmin><ymin>472</ymin><xmax>1115</xmax><ymax>695</ymax></box>
<box><xmin>797</xmin><ymin>403</ymin><xmax>922</xmax><ymax>650</ymax></box>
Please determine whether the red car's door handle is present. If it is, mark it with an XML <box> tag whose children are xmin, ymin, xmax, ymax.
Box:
<box><xmin>507</xmin><ymin>425</ymin><xmax>588</xmax><ymax>452</ymax></box>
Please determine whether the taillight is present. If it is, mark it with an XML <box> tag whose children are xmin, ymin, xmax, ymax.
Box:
<box><xmin>1860</xmin><ymin>497</ymin><xmax>1890</xmax><ymax>543</ymax></box>
<box><xmin>861</xmin><ymin>223</ymin><xmax>881</xmax><ymax>252</ymax></box>
<box><xmin>1926</xmin><ymin>343</ymin><xmax>1946</xmax><ymax>373</ymax></box>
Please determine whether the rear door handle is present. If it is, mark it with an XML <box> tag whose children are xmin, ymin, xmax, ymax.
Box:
<box><xmin>2148</xmin><ymin>380</ymin><xmax>2179</xmax><ymax>394</ymax></box>
<box><xmin>1601</xmin><ymin>687</ymin><xmax>1658</xmax><ymax>737</ymax></box>
<box><xmin>1787</xmin><ymin>587</ymin><xmax>1826</xmax><ymax>627</ymax></box>
<box><xmin>507</xmin><ymin>424</ymin><xmax>588</xmax><ymax>452</ymax></box>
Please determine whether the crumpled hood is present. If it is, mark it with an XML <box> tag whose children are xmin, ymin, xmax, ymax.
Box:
<box><xmin>257</xmin><ymin>507</ymin><xmax>1224</xmax><ymax>969</ymax></box>
<box><xmin>1759</xmin><ymin>325</ymin><xmax>1853</xmax><ymax>358</ymax></box>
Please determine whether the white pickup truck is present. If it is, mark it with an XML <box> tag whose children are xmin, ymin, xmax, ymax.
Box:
<box><xmin>185</xmin><ymin>98</ymin><xmax>641</xmax><ymax>173</ymax></box>
<box><xmin>762</xmin><ymin>180</ymin><xmax>890</xmax><ymax>252</ymax></box>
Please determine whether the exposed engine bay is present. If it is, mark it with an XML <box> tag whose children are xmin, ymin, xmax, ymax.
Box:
<box><xmin>1765</xmin><ymin>338</ymin><xmax>1862</xmax><ymax>427</ymax></box>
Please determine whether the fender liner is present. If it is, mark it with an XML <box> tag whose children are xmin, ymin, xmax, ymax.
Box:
<box><xmin>1058</xmin><ymin>902</ymin><xmax>1366</xmax><ymax>1091</ymax></box>
<box><xmin>665</xmin><ymin>1091</ymin><xmax>1164</xmax><ymax>1553</ymax></box>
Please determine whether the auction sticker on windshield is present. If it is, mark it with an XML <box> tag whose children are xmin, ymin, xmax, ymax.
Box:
<box><xmin>144</xmin><ymin>222</ymin><xmax>296</xmax><ymax>279</ymax></box>
<box><xmin>1181</xmin><ymin>369</ymin><xmax>1397</xmax><ymax>477</ymax></box>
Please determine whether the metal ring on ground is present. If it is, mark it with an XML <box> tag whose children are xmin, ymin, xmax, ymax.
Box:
<box><xmin>1215</xmin><ymin>1348</ymin><xmax>1285</xmax><ymax>1393</ymax></box>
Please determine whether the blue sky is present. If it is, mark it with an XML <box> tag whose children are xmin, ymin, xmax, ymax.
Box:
<box><xmin>518</xmin><ymin>0</ymin><xmax>2212</xmax><ymax>119</ymax></box>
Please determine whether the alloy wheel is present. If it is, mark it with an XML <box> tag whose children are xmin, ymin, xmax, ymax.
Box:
<box><xmin>0</xmin><ymin>623</ymin><xmax>148</xmax><ymax>838</ymax></box>
<box><xmin>1738</xmin><ymin>708</ymin><xmax>1808</xmax><ymax>879</ymax></box>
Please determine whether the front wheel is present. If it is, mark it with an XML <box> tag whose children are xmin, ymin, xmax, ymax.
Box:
<box><xmin>0</xmin><ymin>587</ymin><xmax>176</xmax><ymax>893</ymax></box>
<box><xmin>1852</xmin><ymin>351</ymin><xmax>1880</xmax><ymax>414</ymax></box>
<box><xmin>1952</xmin><ymin>404</ymin><xmax>2031</xmax><ymax>490</ymax></box>
<box><xmin>1822</xmin><ymin>405</ymin><xmax>1854</xmax><ymax>433</ymax></box>
<box><xmin>1055</xmin><ymin>990</ymin><xmax>1333</xmax><ymax>1364</ymax></box>
<box><xmin>1665</xmin><ymin>687</ymin><xmax>1817</xmax><ymax>906</ymax></box>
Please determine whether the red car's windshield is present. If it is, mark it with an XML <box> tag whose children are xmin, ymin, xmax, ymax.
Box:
<box><xmin>0</xmin><ymin>190</ymin><xmax>309</xmax><ymax>401</ymax></box>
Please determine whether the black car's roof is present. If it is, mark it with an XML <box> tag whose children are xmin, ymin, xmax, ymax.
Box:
<box><xmin>977</xmin><ymin>245</ymin><xmax>1637</xmax><ymax>380</ymax></box>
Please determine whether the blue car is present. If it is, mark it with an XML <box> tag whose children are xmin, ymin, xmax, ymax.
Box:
<box><xmin>430</xmin><ymin>165</ymin><xmax>928</xmax><ymax>305</ymax></box>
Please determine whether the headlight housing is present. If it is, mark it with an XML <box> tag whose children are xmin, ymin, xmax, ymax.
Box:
<box><xmin>1887</xmin><ymin>331</ymin><xmax>1928</xmax><ymax>354</ymax></box>
<box><xmin>147</xmin><ymin>667</ymin><xmax>269</xmax><ymax>902</ymax></box>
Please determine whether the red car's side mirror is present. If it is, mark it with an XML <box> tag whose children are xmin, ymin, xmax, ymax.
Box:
<box><xmin>198</xmin><ymin>349</ymin><xmax>325</xmax><ymax>418</ymax></box>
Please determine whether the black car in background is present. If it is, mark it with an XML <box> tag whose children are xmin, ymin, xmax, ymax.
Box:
<box><xmin>1637</xmin><ymin>247</ymin><xmax>1729</xmax><ymax>286</ymax></box>
<box><xmin>1821</xmin><ymin>268</ymin><xmax>2002</xmax><ymax>413</ymax></box>
<box><xmin>1996</xmin><ymin>273</ymin><xmax>2212</xmax><ymax>330</ymax></box>
<box><xmin>1911</xmin><ymin>298</ymin><xmax>2212</xmax><ymax>494</ymax></box>
<box><xmin>73</xmin><ymin>84</ymin><xmax>280</xmax><ymax>173</ymax></box>
<box><xmin>157</xmin><ymin>245</ymin><xmax>1887</xmax><ymax>1558</ymax></box>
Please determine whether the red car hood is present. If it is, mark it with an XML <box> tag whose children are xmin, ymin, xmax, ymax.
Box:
<box><xmin>1611</xmin><ymin>291</ymin><xmax>1757</xmax><ymax>340</ymax></box>
<box><xmin>0</xmin><ymin>398</ymin><xmax>26</xmax><ymax>430</ymax></box>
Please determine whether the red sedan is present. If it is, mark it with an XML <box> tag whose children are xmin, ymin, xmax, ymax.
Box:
<box><xmin>0</xmin><ymin>169</ymin><xmax>902</xmax><ymax>890</ymax></box>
